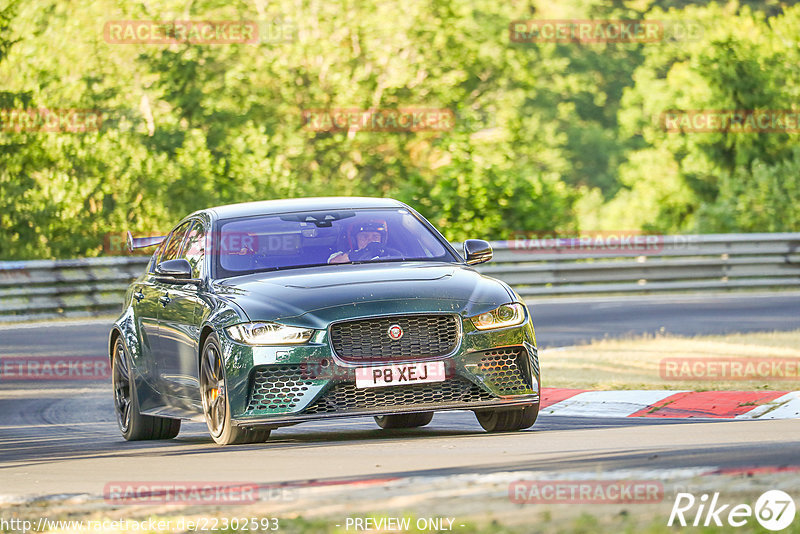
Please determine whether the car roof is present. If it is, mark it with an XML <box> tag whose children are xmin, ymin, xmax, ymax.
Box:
<box><xmin>200</xmin><ymin>197</ymin><xmax>408</xmax><ymax>220</ymax></box>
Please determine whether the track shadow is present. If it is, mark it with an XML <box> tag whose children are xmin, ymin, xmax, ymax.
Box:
<box><xmin>0</xmin><ymin>389</ymin><xmax>733</xmax><ymax>469</ymax></box>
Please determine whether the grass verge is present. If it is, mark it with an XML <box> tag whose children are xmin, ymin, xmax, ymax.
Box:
<box><xmin>541</xmin><ymin>329</ymin><xmax>800</xmax><ymax>390</ymax></box>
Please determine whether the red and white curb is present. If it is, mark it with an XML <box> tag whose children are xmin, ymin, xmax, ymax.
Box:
<box><xmin>541</xmin><ymin>388</ymin><xmax>800</xmax><ymax>419</ymax></box>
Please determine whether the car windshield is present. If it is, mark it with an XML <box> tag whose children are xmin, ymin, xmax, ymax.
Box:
<box><xmin>214</xmin><ymin>208</ymin><xmax>457</xmax><ymax>277</ymax></box>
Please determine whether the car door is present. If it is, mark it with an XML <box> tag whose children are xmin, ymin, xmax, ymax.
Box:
<box><xmin>150</xmin><ymin>221</ymin><xmax>192</xmax><ymax>398</ymax></box>
<box><xmin>156</xmin><ymin>220</ymin><xmax>206</xmax><ymax>403</ymax></box>
<box><xmin>130</xmin><ymin>245</ymin><xmax>165</xmax><ymax>391</ymax></box>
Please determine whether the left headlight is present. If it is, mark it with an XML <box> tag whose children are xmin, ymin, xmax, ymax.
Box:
<box><xmin>470</xmin><ymin>303</ymin><xmax>527</xmax><ymax>330</ymax></box>
<box><xmin>225</xmin><ymin>322</ymin><xmax>314</xmax><ymax>345</ymax></box>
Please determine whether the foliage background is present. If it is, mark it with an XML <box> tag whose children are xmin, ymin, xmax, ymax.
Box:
<box><xmin>0</xmin><ymin>0</ymin><xmax>798</xmax><ymax>259</ymax></box>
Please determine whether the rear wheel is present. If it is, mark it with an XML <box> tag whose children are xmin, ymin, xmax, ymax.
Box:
<box><xmin>112</xmin><ymin>337</ymin><xmax>181</xmax><ymax>440</ymax></box>
<box><xmin>474</xmin><ymin>404</ymin><xmax>538</xmax><ymax>432</ymax></box>
<box><xmin>374</xmin><ymin>412</ymin><xmax>434</xmax><ymax>429</ymax></box>
<box><xmin>200</xmin><ymin>333</ymin><xmax>270</xmax><ymax>445</ymax></box>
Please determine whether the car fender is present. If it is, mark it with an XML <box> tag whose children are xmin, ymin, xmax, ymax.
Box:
<box><xmin>109</xmin><ymin>307</ymin><xmax>165</xmax><ymax>413</ymax></box>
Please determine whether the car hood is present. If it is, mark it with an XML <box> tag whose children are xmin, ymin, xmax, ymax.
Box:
<box><xmin>212</xmin><ymin>262</ymin><xmax>514</xmax><ymax>328</ymax></box>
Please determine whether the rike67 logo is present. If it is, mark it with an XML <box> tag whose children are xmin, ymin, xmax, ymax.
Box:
<box><xmin>669</xmin><ymin>490</ymin><xmax>796</xmax><ymax>531</ymax></box>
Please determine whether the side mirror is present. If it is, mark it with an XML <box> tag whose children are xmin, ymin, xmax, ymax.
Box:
<box><xmin>155</xmin><ymin>259</ymin><xmax>193</xmax><ymax>281</ymax></box>
<box><xmin>464</xmin><ymin>239</ymin><xmax>493</xmax><ymax>265</ymax></box>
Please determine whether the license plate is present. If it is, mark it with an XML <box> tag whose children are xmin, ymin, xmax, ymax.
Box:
<box><xmin>355</xmin><ymin>361</ymin><xmax>446</xmax><ymax>388</ymax></box>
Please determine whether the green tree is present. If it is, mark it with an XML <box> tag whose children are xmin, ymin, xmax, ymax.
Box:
<box><xmin>604</xmin><ymin>2</ymin><xmax>800</xmax><ymax>232</ymax></box>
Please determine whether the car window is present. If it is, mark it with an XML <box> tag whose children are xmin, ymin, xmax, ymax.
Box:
<box><xmin>214</xmin><ymin>208</ymin><xmax>456</xmax><ymax>277</ymax></box>
<box><xmin>160</xmin><ymin>221</ymin><xmax>191</xmax><ymax>263</ymax></box>
<box><xmin>147</xmin><ymin>241</ymin><xmax>165</xmax><ymax>273</ymax></box>
<box><xmin>181</xmin><ymin>221</ymin><xmax>206</xmax><ymax>279</ymax></box>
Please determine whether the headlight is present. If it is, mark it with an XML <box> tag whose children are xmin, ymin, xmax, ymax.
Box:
<box><xmin>225</xmin><ymin>322</ymin><xmax>314</xmax><ymax>345</ymax></box>
<box><xmin>470</xmin><ymin>303</ymin><xmax>526</xmax><ymax>330</ymax></box>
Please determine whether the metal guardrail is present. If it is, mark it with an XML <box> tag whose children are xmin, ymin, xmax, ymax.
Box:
<box><xmin>482</xmin><ymin>233</ymin><xmax>800</xmax><ymax>296</ymax></box>
<box><xmin>0</xmin><ymin>257</ymin><xmax>150</xmax><ymax>322</ymax></box>
<box><xmin>1</xmin><ymin>233</ymin><xmax>799</xmax><ymax>322</ymax></box>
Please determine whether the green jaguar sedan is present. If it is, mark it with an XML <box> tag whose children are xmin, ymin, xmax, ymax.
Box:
<box><xmin>110</xmin><ymin>197</ymin><xmax>540</xmax><ymax>445</ymax></box>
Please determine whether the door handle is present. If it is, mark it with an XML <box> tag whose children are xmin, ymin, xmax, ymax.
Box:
<box><xmin>133</xmin><ymin>291</ymin><xmax>145</xmax><ymax>302</ymax></box>
<box><xmin>159</xmin><ymin>294</ymin><xmax>171</xmax><ymax>307</ymax></box>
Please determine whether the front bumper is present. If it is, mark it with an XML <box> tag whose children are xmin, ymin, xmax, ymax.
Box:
<box><xmin>221</xmin><ymin>318</ymin><xmax>540</xmax><ymax>429</ymax></box>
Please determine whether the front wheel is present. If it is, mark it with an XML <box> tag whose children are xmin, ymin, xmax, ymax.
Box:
<box><xmin>374</xmin><ymin>412</ymin><xmax>434</xmax><ymax>429</ymax></box>
<box><xmin>200</xmin><ymin>333</ymin><xmax>270</xmax><ymax>445</ymax></box>
<box><xmin>112</xmin><ymin>338</ymin><xmax>181</xmax><ymax>441</ymax></box>
<box><xmin>474</xmin><ymin>404</ymin><xmax>538</xmax><ymax>432</ymax></box>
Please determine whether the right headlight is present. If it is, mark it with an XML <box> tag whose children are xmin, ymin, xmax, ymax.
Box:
<box><xmin>470</xmin><ymin>303</ymin><xmax>527</xmax><ymax>330</ymax></box>
<box><xmin>225</xmin><ymin>322</ymin><xmax>314</xmax><ymax>345</ymax></box>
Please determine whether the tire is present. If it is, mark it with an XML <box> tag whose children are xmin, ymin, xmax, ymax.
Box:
<box><xmin>200</xmin><ymin>333</ymin><xmax>271</xmax><ymax>445</ymax></box>
<box><xmin>112</xmin><ymin>337</ymin><xmax>181</xmax><ymax>441</ymax></box>
<box><xmin>374</xmin><ymin>412</ymin><xmax>434</xmax><ymax>429</ymax></box>
<box><xmin>474</xmin><ymin>404</ymin><xmax>538</xmax><ymax>432</ymax></box>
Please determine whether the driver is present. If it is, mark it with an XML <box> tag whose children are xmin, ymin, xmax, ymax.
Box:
<box><xmin>328</xmin><ymin>220</ymin><xmax>400</xmax><ymax>264</ymax></box>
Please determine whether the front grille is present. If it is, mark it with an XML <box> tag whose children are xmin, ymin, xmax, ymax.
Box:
<box><xmin>475</xmin><ymin>348</ymin><xmax>532</xmax><ymax>395</ymax></box>
<box><xmin>304</xmin><ymin>378</ymin><xmax>493</xmax><ymax>414</ymax></box>
<box><xmin>329</xmin><ymin>314</ymin><xmax>460</xmax><ymax>362</ymax></box>
<box><xmin>247</xmin><ymin>365</ymin><xmax>315</xmax><ymax>411</ymax></box>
